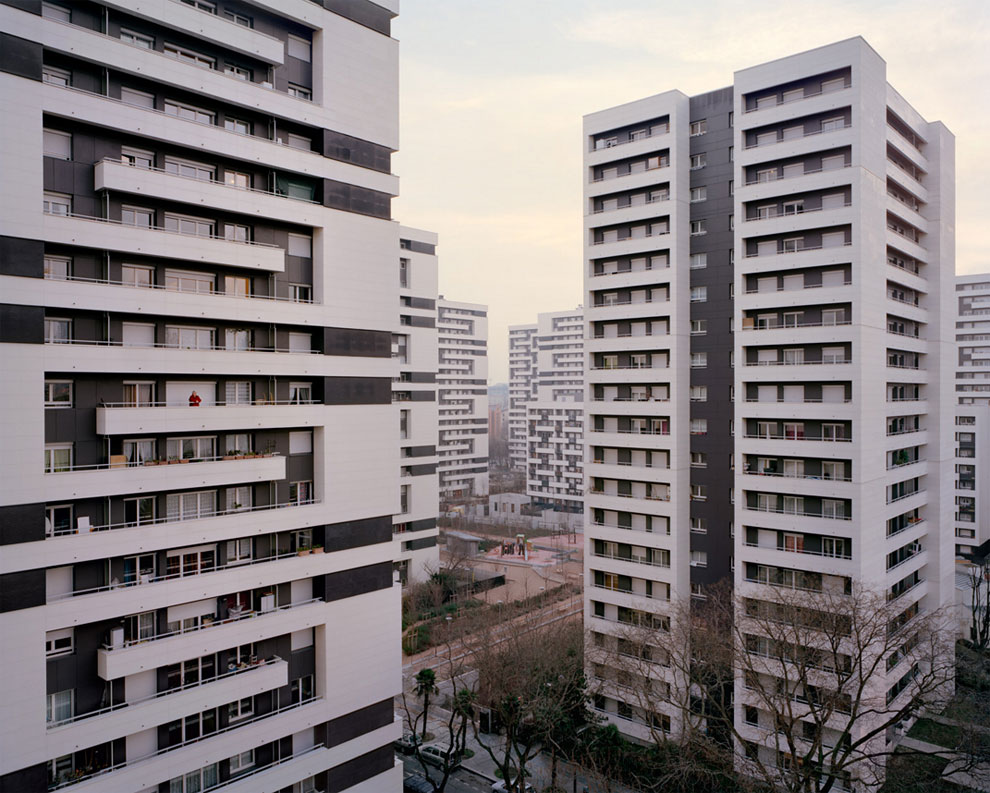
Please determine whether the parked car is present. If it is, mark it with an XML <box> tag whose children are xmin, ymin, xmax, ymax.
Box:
<box><xmin>403</xmin><ymin>773</ymin><xmax>434</xmax><ymax>793</ymax></box>
<box><xmin>394</xmin><ymin>733</ymin><xmax>424</xmax><ymax>755</ymax></box>
<box><xmin>420</xmin><ymin>743</ymin><xmax>462</xmax><ymax>769</ymax></box>
<box><xmin>491</xmin><ymin>780</ymin><xmax>535</xmax><ymax>792</ymax></box>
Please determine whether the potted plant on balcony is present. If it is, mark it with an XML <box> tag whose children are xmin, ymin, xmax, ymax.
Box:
<box><xmin>167</xmin><ymin>456</ymin><xmax>180</xmax><ymax>465</ymax></box>
<box><xmin>224</xmin><ymin>449</ymin><xmax>237</xmax><ymax>461</ymax></box>
<box><xmin>144</xmin><ymin>458</ymin><xmax>159</xmax><ymax>467</ymax></box>
<box><xmin>311</xmin><ymin>545</ymin><xmax>324</xmax><ymax>554</ymax></box>
<box><xmin>297</xmin><ymin>546</ymin><xmax>311</xmax><ymax>557</ymax></box>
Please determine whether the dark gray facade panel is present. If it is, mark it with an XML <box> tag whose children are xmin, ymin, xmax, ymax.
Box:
<box><xmin>323</xmin><ymin>376</ymin><xmax>391</xmax><ymax>405</ymax></box>
<box><xmin>323</xmin><ymin>0</ymin><xmax>393</xmax><ymax>36</ymax></box>
<box><xmin>0</xmin><ymin>304</ymin><xmax>44</xmax><ymax>344</ymax></box>
<box><xmin>0</xmin><ymin>32</ymin><xmax>42</xmax><ymax>81</ymax></box>
<box><xmin>322</xmin><ymin>516</ymin><xmax>392</xmax><ymax>553</ymax></box>
<box><xmin>0</xmin><ymin>763</ymin><xmax>47</xmax><ymax>793</ymax></box>
<box><xmin>322</xmin><ymin>130</ymin><xmax>391</xmax><ymax>173</ymax></box>
<box><xmin>405</xmin><ymin>445</ymin><xmax>436</xmax><ymax>458</ymax></box>
<box><xmin>399</xmin><ymin>239</ymin><xmax>436</xmax><ymax>255</ymax></box>
<box><xmin>326</xmin><ymin>745</ymin><xmax>394</xmax><ymax>793</ymax></box>
<box><xmin>403</xmin><ymin>315</ymin><xmax>436</xmax><ymax>329</ymax></box>
<box><xmin>407</xmin><ymin>463</ymin><xmax>437</xmax><ymax>476</ymax></box>
<box><xmin>407</xmin><ymin>518</ymin><xmax>437</xmax><ymax>532</ymax></box>
<box><xmin>688</xmin><ymin>88</ymin><xmax>735</xmax><ymax>589</ymax></box>
<box><xmin>0</xmin><ymin>1</ymin><xmax>41</xmax><ymax>14</ymax></box>
<box><xmin>323</xmin><ymin>327</ymin><xmax>391</xmax><ymax>358</ymax></box>
<box><xmin>319</xmin><ymin>561</ymin><xmax>393</xmax><ymax>603</ymax></box>
<box><xmin>326</xmin><ymin>698</ymin><xmax>393</xmax><ymax>748</ymax></box>
<box><xmin>405</xmin><ymin>536</ymin><xmax>437</xmax><ymax>551</ymax></box>
<box><xmin>407</xmin><ymin>297</ymin><xmax>436</xmax><ymax>310</ymax></box>
<box><xmin>0</xmin><ymin>569</ymin><xmax>45</xmax><ymax>613</ymax></box>
<box><xmin>0</xmin><ymin>503</ymin><xmax>45</xmax><ymax>545</ymax></box>
<box><xmin>409</xmin><ymin>391</ymin><xmax>436</xmax><ymax>402</ymax></box>
<box><xmin>0</xmin><ymin>236</ymin><xmax>43</xmax><ymax>278</ymax></box>
<box><xmin>405</xmin><ymin>372</ymin><xmax>436</xmax><ymax>383</ymax></box>
<box><xmin>322</xmin><ymin>179</ymin><xmax>391</xmax><ymax>219</ymax></box>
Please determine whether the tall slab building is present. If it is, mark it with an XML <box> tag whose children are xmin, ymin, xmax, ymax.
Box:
<box><xmin>583</xmin><ymin>37</ymin><xmax>955</xmax><ymax>785</ymax></box>
<box><xmin>0</xmin><ymin>1</ymin><xmax>405</xmax><ymax>790</ymax></box>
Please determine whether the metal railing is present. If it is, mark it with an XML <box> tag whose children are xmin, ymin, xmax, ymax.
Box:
<box><xmin>743</xmin><ymin>540</ymin><xmax>851</xmax><ymax>560</ymax></box>
<box><xmin>43</xmin><ymin>272</ymin><xmax>316</xmax><ymax>304</ymax></box>
<box><xmin>45</xmin><ymin>452</ymin><xmax>281</xmax><ymax>475</ymax></box>
<box><xmin>743</xmin><ymin>83</ymin><xmax>850</xmax><ymax>113</ymax></box>
<box><xmin>43</xmin><ymin>337</ymin><xmax>318</xmax><ymax>355</ymax></box>
<box><xmin>744</xmin><ymin>201</ymin><xmax>852</xmax><ymax>221</ymax></box>
<box><xmin>743</xmin><ymin>123</ymin><xmax>851</xmax><ymax>150</ymax></box>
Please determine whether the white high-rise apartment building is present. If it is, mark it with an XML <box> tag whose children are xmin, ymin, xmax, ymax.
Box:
<box><xmin>437</xmin><ymin>299</ymin><xmax>489</xmax><ymax>502</ymax></box>
<box><xmin>508</xmin><ymin>324</ymin><xmax>538</xmax><ymax>471</ymax></box>
<box><xmin>524</xmin><ymin>309</ymin><xmax>585</xmax><ymax>515</ymax></box>
<box><xmin>395</xmin><ymin>229</ymin><xmax>440</xmax><ymax>584</ymax></box>
<box><xmin>584</xmin><ymin>38</ymin><xmax>956</xmax><ymax>784</ymax></box>
<box><xmin>953</xmin><ymin>275</ymin><xmax>990</xmax><ymax>555</ymax></box>
<box><xmin>0</xmin><ymin>2</ymin><xmax>404</xmax><ymax>791</ymax></box>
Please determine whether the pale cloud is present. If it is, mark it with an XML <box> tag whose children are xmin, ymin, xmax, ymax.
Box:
<box><xmin>394</xmin><ymin>1</ymin><xmax>990</xmax><ymax>382</ymax></box>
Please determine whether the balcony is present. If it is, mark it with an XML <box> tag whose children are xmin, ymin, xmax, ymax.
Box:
<box><xmin>95</xmin><ymin>159</ymin><xmax>325</xmax><ymax>227</ymax></box>
<box><xmin>745</xmin><ymin>504</ymin><xmax>851</xmax><ymax>521</ymax></box>
<box><xmin>96</xmin><ymin>401</ymin><xmax>322</xmax><ymax>435</ymax></box>
<box><xmin>97</xmin><ymin>598</ymin><xmax>326</xmax><ymax>680</ymax></box>
<box><xmin>43</xmin><ymin>210</ymin><xmax>284</xmax><ymax>271</ymax></box>
<box><xmin>43</xmin><ymin>454</ymin><xmax>285</xmax><ymax>502</ymax></box>
<box><xmin>46</xmin><ymin>658</ymin><xmax>286</xmax><ymax>758</ymax></box>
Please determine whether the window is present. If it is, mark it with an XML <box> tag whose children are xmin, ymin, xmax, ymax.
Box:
<box><xmin>166</xmin><ymin>436</ymin><xmax>215</xmax><ymax>461</ymax></box>
<box><xmin>229</xmin><ymin>748</ymin><xmax>254</xmax><ymax>773</ymax></box>
<box><xmin>124</xmin><ymin>496</ymin><xmax>155</xmax><ymax>526</ymax></box>
<box><xmin>289</xmin><ymin>382</ymin><xmax>312</xmax><ymax>403</ymax></box>
<box><xmin>290</xmin><ymin>675</ymin><xmax>314</xmax><ymax>704</ymax></box>
<box><xmin>42</xmin><ymin>66</ymin><xmax>70</xmax><ymax>86</ymax></box>
<box><xmin>782</xmin><ymin>237</ymin><xmax>803</xmax><ymax>253</ymax></box>
<box><xmin>400</xmin><ymin>409</ymin><xmax>410</xmax><ymax>440</ymax></box>
<box><xmin>288</xmin><ymin>233</ymin><xmax>312</xmax><ymax>257</ymax></box>
<box><xmin>225</xmin><ymin>224</ymin><xmax>250</xmax><ymax>243</ymax></box>
<box><xmin>123</xmin><ymin>553</ymin><xmax>155</xmax><ymax>584</ymax></box>
<box><xmin>227</xmin><ymin>700</ymin><xmax>254</xmax><ymax>724</ymax></box>
<box><xmin>400</xmin><ymin>484</ymin><xmax>410</xmax><ymax>513</ymax></box>
<box><xmin>821</xmin><ymin>116</ymin><xmax>845</xmax><ymax>133</ymax></box>
<box><xmin>225</xmin><ymin>329</ymin><xmax>250</xmax><ymax>351</ymax></box>
<box><xmin>46</xmin><ymin>690</ymin><xmax>74</xmax><ymax>725</ymax></box>
<box><xmin>225</xmin><ymin>433</ymin><xmax>251</xmax><ymax>454</ymax></box>
<box><xmin>290</xmin><ymin>481</ymin><xmax>313</xmax><ymax>504</ymax></box>
<box><xmin>289</xmin><ymin>284</ymin><xmax>312</xmax><ymax>302</ymax></box>
<box><xmin>224</xmin><ymin>117</ymin><xmax>251</xmax><ymax>135</ymax></box>
<box><xmin>120</xmin><ymin>87</ymin><xmax>154</xmax><ymax>108</ymax></box>
<box><xmin>690</xmin><ymin>153</ymin><xmax>706</xmax><ymax>169</ymax></box>
<box><xmin>180</xmin><ymin>0</ymin><xmax>216</xmax><ymax>10</ymax></box>
<box><xmin>223</xmin><ymin>10</ymin><xmax>252</xmax><ymax>26</ymax></box>
<box><xmin>285</xmin><ymin>132</ymin><xmax>311</xmax><ymax>151</ymax></box>
<box><xmin>166</xmin><ymin>490</ymin><xmax>216</xmax><ymax>520</ymax></box>
<box><xmin>122</xmin><ymin>206</ymin><xmax>154</xmax><ymax>227</ymax></box>
<box><xmin>43</xmin><ymin>192</ymin><xmax>71</xmax><ymax>216</ymax></box>
<box><xmin>122</xmin><ymin>322</ymin><xmax>155</xmax><ymax>347</ymax></box>
<box><xmin>690</xmin><ymin>550</ymin><xmax>708</xmax><ymax>566</ymax></box>
<box><xmin>289</xmin><ymin>430</ymin><xmax>313</xmax><ymax>454</ymax></box>
<box><xmin>120</xmin><ymin>28</ymin><xmax>154</xmax><ymax>48</ymax></box>
<box><xmin>45</xmin><ymin>628</ymin><xmax>73</xmax><ymax>657</ymax></box>
<box><xmin>44</xmin><ymin>255</ymin><xmax>70</xmax><ymax>280</ymax></box>
<box><xmin>728</xmin><ymin>214</ymin><xmax>734</xmax><ymax>230</ymax></box>
<box><xmin>42</xmin><ymin>2</ymin><xmax>71</xmax><ymax>21</ymax></box>
<box><xmin>44</xmin><ymin>318</ymin><xmax>71</xmax><ymax>344</ymax></box>
<box><xmin>45</xmin><ymin>504</ymin><xmax>73</xmax><ymax>537</ymax></box>
<box><xmin>164</xmin><ymin>99</ymin><xmax>215</xmax><ymax>125</ymax></box>
<box><xmin>43</xmin><ymin>129</ymin><xmax>71</xmax><ymax>159</ymax></box>
<box><xmin>164</xmin><ymin>43</ymin><xmax>216</xmax><ymax>69</ymax></box>
<box><xmin>689</xmin><ymin>253</ymin><xmax>707</xmax><ymax>269</ymax></box>
<box><xmin>164</xmin><ymin>157</ymin><xmax>215</xmax><ymax>182</ymax></box>
<box><xmin>690</xmin><ymin>220</ymin><xmax>706</xmax><ymax>236</ymax></box>
<box><xmin>165</xmin><ymin>546</ymin><xmax>216</xmax><ymax>577</ymax></box>
<box><xmin>691</xmin><ymin>352</ymin><xmax>707</xmax><ymax>368</ymax></box>
<box><xmin>690</xmin><ymin>319</ymin><xmax>707</xmax><ymax>335</ymax></box>
<box><xmin>287</xmin><ymin>84</ymin><xmax>312</xmax><ymax>100</ymax></box>
<box><xmin>287</xmin><ymin>34</ymin><xmax>312</xmax><ymax>62</ymax></box>
<box><xmin>170</xmin><ymin>765</ymin><xmax>219</xmax><ymax>793</ymax></box>
<box><xmin>121</xmin><ymin>147</ymin><xmax>154</xmax><ymax>170</ymax></box>
<box><xmin>690</xmin><ymin>286</ymin><xmax>707</xmax><ymax>302</ymax></box>
<box><xmin>690</xmin><ymin>418</ymin><xmax>708</xmax><ymax>436</ymax></box>
<box><xmin>689</xmin><ymin>385</ymin><xmax>707</xmax><ymax>402</ymax></box>
<box><xmin>123</xmin><ymin>439</ymin><xmax>156</xmax><ymax>465</ymax></box>
<box><xmin>165</xmin><ymin>213</ymin><xmax>214</xmax><ymax>237</ymax></box>
<box><xmin>224</xmin><ymin>170</ymin><xmax>250</xmax><ymax>189</ymax></box>
<box><xmin>165</xmin><ymin>326</ymin><xmax>214</xmax><ymax>349</ymax></box>
<box><xmin>227</xmin><ymin>538</ymin><xmax>252</xmax><ymax>562</ymax></box>
<box><xmin>689</xmin><ymin>119</ymin><xmax>707</xmax><ymax>136</ymax></box>
<box><xmin>225</xmin><ymin>275</ymin><xmax>250</xmax><ymax>297</ymax></box>
<box><xmin>224</xmin><ymin>64</ymin><xmax>251</xmax><ymax>81</ymax></box>
<box><xmin>288</xmin><ymin>332</ymin><xmax>312</xmax><ymax>352</ymax></box>
<box><xmin>225</xmin><ymin>381</ymin><xmax>251</xmax><ymax>404</ymax></box>
<box><xmin>44</xmin><ymin>444</ymin><xmax>72</xmax><ymax>473</ymax></box>
<box><xmin>689</xmin><ymin>186</ymin><xmax>706</xmax><ymax>202</ymax></box>
<box><xmin>399</xmin><ymin>257</ymin><xmax>410</xmax><ymax>287</ymax></box>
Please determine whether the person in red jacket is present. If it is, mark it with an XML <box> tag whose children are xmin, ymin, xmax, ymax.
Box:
<box><xmin>188</xmin><ymin>390</ymin><xmax>202</xmax><ymax>407</ymax></box>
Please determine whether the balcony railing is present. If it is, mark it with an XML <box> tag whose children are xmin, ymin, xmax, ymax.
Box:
<box><xmin>745</xmin><ymin>358</ymin><xmax>851</xmax><ymax>367</ymax></box>
<box><xmin>43</xmin><ymin>337</ymin><xmax>318</xmax><ymax>355</ymax></box>
<box><xmin>591</xmin><ymin>125</ymin><xmax>669</xmax><ymax>152</ymax></box>
<box><xmin>743</xmin><ymin>540</ymin><xmax>851</xmax><ymax>560</ymax></box>
<box><xmin>196</xmin><ymin>743</ymin><xmax>328</xmax><ymax>793</ymax></box>
<box><xmin>592</xmin><ymin>551</ymin><xmax>670</xmax><ymax>568</ymax></box>
<box><xmin>592</xmin><ymin>396</ymin><xmax>670</xmax><ymax>403</ymax></box>
<box><xmin>742</xmin><ymin>433</ymin><xmax>851</xmax><ymax>443</ymax></box>
<box><xmin>747</xmin><ymin>505</ymin><xmax>851</xmax><ymax>521</ymax></box>
<box><xmin>743</xmin><ymin>83</ymin><xmax>850</xmax><ymax>114</ymax></box>
<box><xmin>744</xmin><ymin>202</ymin><xmax>852</xmax><ymax>221</ymax></box>
<box><xmin>744</xmin><ymin>241</ymin><xmax>852</xmax><ymax>259</ymax></box>
<box><xmin>887</xmin><ymin>490</ymin><xmax>924</xmax><ymax>505</ymax></box>
<box><xmin>589</xmin><ymin>521</ymin><xmax>660</xmax><ymax>535</ymax></box>
<box><xmin>46</xmin><ymin>656</ymin><xmax>282</xmax><ymax>728</ymax></box>
<box><xmin>592</xmin><ymin>195</ymin><xmax>669</xmax><ymax>214</ymax></box>
<box><xmin>587</xmin><ymin>489</ymin><xmax>670</xmax><ymax>502</ymax></box>
<box><xmin>42</xmin><ymin>209</ymin><xmax>280</xmax><ymax>249</ymax></box>
<box><xmin>742</xmin><ymin>319</ymin><xmax>851</xmax><ymax>331</ymax></box>
<box><xmin>592</xmin><ymin>229</ymin><xmax>670</xmax><ymax>245</ymax></box>
<box><xmin>101</xmin><ymin>597</ymin><xmax>324</xmax><ymax>651</ymax></box>
<box><xmin>744</xmin><ymin>162</ymin><xmax>851</xmax><ymax>186</ymax></box>
<box><xmin>45</xmin><ymin>452</ymin><xmax>281</xmax><ymax>475</ymax></box>
<box><xmin>742</xmin><ymin>469</ymin><xmax>851</xmax><ymax>483</ymax></box>
<box><xmin>44</xmin><ymin>272</ymin><xmax>316</xmax><ymax>304</ymax></box>
<box><xmin>743</xmin><ymin>280</ymin><xmax>852</xmax><ymax>295</ymax></box>
<box><xmin>47</xmin><ymin>696</ymin><xmax>321</xmax><ymax>791</ymax></box>
<box><xmin>591</xmin><ymin>161</ymin><xmax>669</xmax><ymax>183</ymax></box>
<box><xmin>743</xmin><ymin>123</ymin><xmax>852</xmax><ymax>150</ymax></box>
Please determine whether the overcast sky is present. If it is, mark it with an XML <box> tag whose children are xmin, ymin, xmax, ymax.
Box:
<box><xmin>391</xmin><ymin>0</ymin><xmax>990</xmax><ymax>384</ymax></box>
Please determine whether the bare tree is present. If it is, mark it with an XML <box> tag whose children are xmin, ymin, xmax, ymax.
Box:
<box><xmin>465</xmin><ymin>617</ymin><xmax>588</xmax><ymax>792</ymax></box>
<box><xmin>964</xmin><ymin>554</ymin><xmax>990</xmax><ymax>650</ymax></box>
<box><xmin>594</xmin><ymin>584</ymin><xmax>959</xmax><ymax>793</ymax></box>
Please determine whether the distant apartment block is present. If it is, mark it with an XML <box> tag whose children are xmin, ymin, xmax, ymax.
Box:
<box><xmin>395</xmin><ymin>229</ymin><xmax>441</xmax><ymax>583</ymax></box>
<box><xmin>525</xmin><ymin>308</ymin><xmax>585</xmax><ymax>514</ymax></box>
<box><xmin>437</xmin><ymin>299</ymin><xmax>489</xmax><ymax>501</ymax></box>
<box><xmin>583</xmin><ymin>38</ymin><xmax>955</xmax><ymax>785</ymax></box>
<box><xmin>508</xmin><ymin>324</ymin><xmax>538</xmax><ymax>471</ymax></box>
